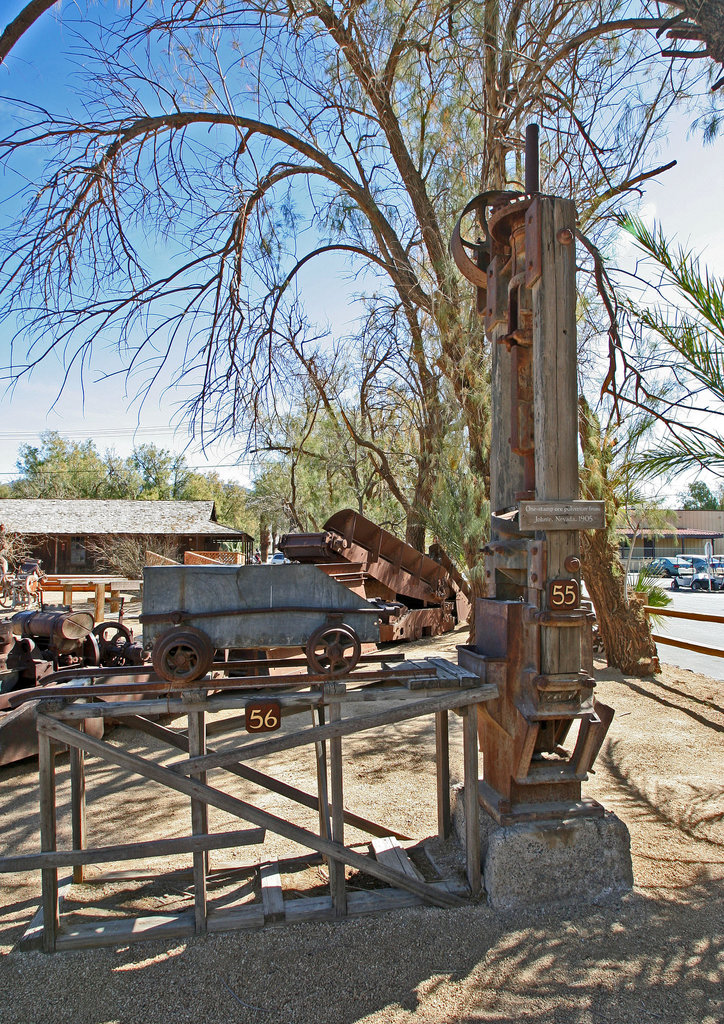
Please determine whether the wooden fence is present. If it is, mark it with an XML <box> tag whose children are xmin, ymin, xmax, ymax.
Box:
<box><xmin>645</xmin><ymin>605</ymin><xmax>724</xmax><ymax>660</ymax></box>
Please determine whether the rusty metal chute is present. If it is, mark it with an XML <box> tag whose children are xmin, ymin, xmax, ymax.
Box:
<box><xmin>280</xmin><ymin>510</ymin><xmax>470</xmax><ymax>642</ymax></box>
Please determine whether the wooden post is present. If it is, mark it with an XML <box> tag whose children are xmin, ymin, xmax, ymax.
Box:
<box><xmin>435</xmin><ymin>710</ymin><xmax>451</xmax><ymax>839</ymax></box>
<box><xmin>62</xmin><ymin>584</ymin><xmax>72</xmax><ymax>608</ymax></box>
<box><xmin>533</xmin><ymin>198</ymin><xmax>581</xmax><ymax>681</ymax></box>
<box><xmin>37</xmin><ymin>728</ymin><xmax>58</xmax><ymax>952</ymax></box>
<box><xmin>462</xmin><ymin>704</ymin><xmax>481</xmax><ymax>897</ymax></box>
<box><xmin>312</xmin><ymin>705</ymin><xmax>332</xmax><ymax>855</ymax></box>
<box><xmin>328</xmin><ymin>700</ymin><xmax>346</xmax><ymax>916</ymax></box>
<box><xmin>187</xmin><ymin>708</ymin><xmax>208</xmax><ymax>934</ymax></box>
<box><xmin>69</xmin><ymin>726</ymin><xmax>86</xmax><ymax>885</ymax></box>
<box><xmin>93</xmin><ymin>582</ymin><xmax>106</xmax><ymax>625</ymax></box>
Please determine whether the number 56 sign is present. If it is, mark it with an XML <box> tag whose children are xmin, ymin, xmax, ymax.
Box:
<box><xmin>547</xmin><ymin>578</ymin><xmax>579</xmax><ymax>610</ymax></box>
<box><xmin>245</xmin><ymin>701</ymin><xmax>282</xmax><ymax>733</ymax></box>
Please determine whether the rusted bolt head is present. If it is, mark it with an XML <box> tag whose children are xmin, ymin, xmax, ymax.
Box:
<box><xmin>564</xmin><ymin>554</ymin><xmax>581</xmax><ymax>573</ymax></box>
<box><xmin>530</xmin><ymin>573</ymin><xmax>538</xmax><ymax>582</ymax></box>
<box><xmin>531</xmin><ymin>546</ymin><xmax>538</xmax><ymax>555</ymax></box>
<box><xmin>557</xmin><ymin>228</ymin><xmax>574</xmax><ymax>245</ymax></box>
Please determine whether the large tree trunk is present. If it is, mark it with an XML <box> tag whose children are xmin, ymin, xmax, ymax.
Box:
<box><xmin>581</xmin><ymin>528</ymin><xmax>660</xmax><ymax>677</ymax></box>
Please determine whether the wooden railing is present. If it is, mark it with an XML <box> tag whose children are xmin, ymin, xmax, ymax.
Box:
<box><xmin>644</xmin><ymin>605</ymin><xmax>724</xmax><ymax>659</ymax></box>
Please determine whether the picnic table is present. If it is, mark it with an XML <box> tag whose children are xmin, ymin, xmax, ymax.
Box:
<box><xmin>39</xmin><ymin>576</ymin><xmax>141</xmax><ymax>624</ymax></box>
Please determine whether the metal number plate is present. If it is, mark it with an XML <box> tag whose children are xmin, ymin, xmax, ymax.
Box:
<box><xmin>245</xmin><ymin>700</ymin><xmax>282</xmax><ymax>733</ymax></box>
<box><xmin>547</xmin><ymin>578</ymin><xmax>579</xmax><ymax>610</ymax></box>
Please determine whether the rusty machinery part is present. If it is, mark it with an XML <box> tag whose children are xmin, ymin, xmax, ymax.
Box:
<box><xmin>305</xmin><ymin>623</ymin><xmax>361</xmax><ymax>677</ymax></box>
<box><xmin>151</xmin><ymin>626</ymin><xmax>214</xmax><ymax>685</ymax></box>
<box><xmin>450</xmin><ymin>190</ymin><xmax>523</xmax><ymax>288</ymax></box>
<box><xmin>0</xmin><ymin>578</ymin><xmax>13</xmax><ymax>609</ymax></box>
<box><xmin>92</xmin><ymin>621</ymin><xmax>134</xmax><ymax>666</ymax></box>
<box><xmin>82</xmin><ymin>632</ymin><xmax>102</xmax><ymax>666</ymax></box>
<box><xmin>12</xmin><ymin>609</ymin><xmax>94</xmax><ymax>641</ymax></box>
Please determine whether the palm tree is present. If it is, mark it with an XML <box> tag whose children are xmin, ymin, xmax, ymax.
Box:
<box><xmin>615</xmin><ymin>216</ymin><xmax>724</xmax><ymax>478</ymax></box>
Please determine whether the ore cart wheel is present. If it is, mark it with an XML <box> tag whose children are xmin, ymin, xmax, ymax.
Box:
<box><xmin>93</xmin><ymin>621</ymin><xmax>133</xmax><ymax>665</ymax></box>
<box><xmin>152</xmin><ymin>627</ymin><xmax>214</xmax><ymax>685</ymax></box>
<box><xmin>305</xmin><ymin>623</ymin><xmax>361</xmax><ymax>677</ymax></box>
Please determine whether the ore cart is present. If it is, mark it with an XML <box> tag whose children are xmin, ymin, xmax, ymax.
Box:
<box><xmin>141</xmin><ymin>563</ymin><xmax>383</xmax><ymax>684</ymax></box>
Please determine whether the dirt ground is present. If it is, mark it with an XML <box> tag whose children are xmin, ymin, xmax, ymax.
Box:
<box><xmin>0</xmin><ymin>624</ymin><xmax>722</xmax><ymax>1024</ymax></box>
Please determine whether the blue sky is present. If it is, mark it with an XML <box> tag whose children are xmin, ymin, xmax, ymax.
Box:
<box><xmin>0</xmin><ymin>4</ymin><xmax>722</xmax><ymax>491</ymax></box>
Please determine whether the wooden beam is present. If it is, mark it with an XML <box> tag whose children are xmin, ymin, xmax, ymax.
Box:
<box><xmin>69</xmin><ymin>728</ymin><xmax>86</xmax><ymax>884</ymax></box>
<box><xmin>260</xmin><ymin>859</ymin><xmax>285</xmax><ymax>923</ymax></box>
<box><xmin>187</xmin><ymin>708</ymin><xmax>207</xmax><ymax>934</ymax></box>
<box><xmin>371</xmin><ymin>837</ymin><xmax>424</xmax><ymax>882</ymax></box>
<box><xmin>125</xmin><ymin>715</ymin><xmax>413</xmax><ymax>841</ymax></box>
<box><xmin>462</xmin><ymin>706</ymin><xmax>481</xmax><ymax>897</ymax></box>
<box><xmin>38</xmin><ymin>731</ymin><xmax>58</xmax><ymax>953</ymax></box>
<box><xmin>176</xmin><ymin>685</ymin><xmax>498</xmax><ymax>777</ymax></box>
<box><xmin>435</xmin><ymin>710</ymin><xmax>451</xmax><ymax>839</ymax></box>
<box><xmin>328</xmin><ymin>700</ymin><xmax>346</xmax><ymax>916</ymax></box>
<box><xmin>36</xmin><ymin>715</ymin><xmax>464</xmax><ymax>909</ymax></box>
<box><xmin>0</xmin><ymin>829</ymin><xmax>264</xmax><ymax>874</ymax></box>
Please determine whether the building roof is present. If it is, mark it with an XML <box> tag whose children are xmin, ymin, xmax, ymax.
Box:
<box><xmin>0</xmin><ymin>499</ymin><xmax>249</xmax><ymax>538</ymax></box>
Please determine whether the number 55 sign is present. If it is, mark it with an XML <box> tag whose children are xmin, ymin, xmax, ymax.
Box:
<box><xmin>548</xmin><ymin>578</ymin><xmax>579</xmax><ymax>609</ymax></box>
<box><xmin>245</xmin><ymin>701</ymin><xmax>282</xmax><ymax>733</ymax></box>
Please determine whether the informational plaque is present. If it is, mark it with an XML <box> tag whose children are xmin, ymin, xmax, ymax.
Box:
<box><xmin>519</xmin><ymin>500</ymin><xmax>605</xmax><ymax>531</ymax></box>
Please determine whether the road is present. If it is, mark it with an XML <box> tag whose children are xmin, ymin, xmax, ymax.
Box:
<box><xmin>651</xmin><ymin>583</ymin><xmax>724</xmax><ymax>681</ymax></box>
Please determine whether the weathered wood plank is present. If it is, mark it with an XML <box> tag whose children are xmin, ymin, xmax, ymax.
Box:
<box><xmin>260</xmin><ymin>859</ymin><xmax>285</xmax><ymax>923</ymax></box>
<box><xmin>56</xmin><ymin>911</ymin><xmax>196</xmax><ymax>951</ymax></box>
<box><xmin>36</xmin><ymin>715</ymin><xmax>464</xmax><ymax>909</ymax></box>
<box><xmin>435</xmin><ymin>710</ymin><xmax>451</xmax><ymax>839</ymax></box>
<box><xmin>187</xmin><ymin>708</ymin><xmax>208</xmax><ymax>934</ymax></box>
<box><xmin>176</xmin><ymin>685</ymin><xmax>498</xmax><ymax>777</ymax></box>
<box><xmin>0</xmin><ymin>829</ymin><xmax>264</xmax><ymax>874</ymax></box>
<box><xmin>49</xmin><ymin>683</ymin><xmax>471</xmax><ymax>721</ymax></box>
<box><xmin>462</xmin><ymin>705</ymin><xmax>481</xmax><ymax>897</ymax></box>
<box><xmin>18</xmin><ymin>877</ymin><xmax>72</xmax><ymax>952</ymax></box>
<box><xmin>371</xmin><ymin>838</ymin><xmax>424</xmax><ymax>882</ymax></box>
<box><xmin>38</xmin><ymin>731</ymin><xmax>58</xmax><ymax>953</ymax></box>
<box><xmin>328</xmin><ymin>700</ymin><xmax>346</xmax><ymax>916</ymax></box>
<box><xmin>69</xmin><ymin>729</ymin><xmax>86</xmax><ymax>885</ymax></box>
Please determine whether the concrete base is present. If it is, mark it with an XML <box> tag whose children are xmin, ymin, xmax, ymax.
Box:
<box><xmin>451</xmin><ymin>784</ymin><xmax>633</xmax><ymax>910</ymax></box>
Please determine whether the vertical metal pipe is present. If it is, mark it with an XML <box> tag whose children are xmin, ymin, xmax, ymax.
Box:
<box><xmin>525</xmin><ymin>123</ymin><xmax>540</xmax><ymax>194</ymax></box>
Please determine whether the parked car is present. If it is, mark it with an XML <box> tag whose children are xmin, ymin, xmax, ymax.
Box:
<box><xmin>269</xmin><ymin>551</ymin><xmax>288</xmax><ymax>564</ymax></box>
<box><xmin>679</xmin><ymin>555</ymin><xmax>710</xmax><ymax>573</ymax></box>
<box><xmin>648</xmin><ymin>557</ymin><xmax>695</xmax><ymax>578</ymax></box>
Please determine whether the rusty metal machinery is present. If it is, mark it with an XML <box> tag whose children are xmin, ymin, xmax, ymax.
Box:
<box><xmin>452</xmin><ymin>125</ymin><xmax>612</xmax><ymax>825</ymax></box>
<box><xmin>0</xmin><ymin>610</ymin><xmax>138</xmax><ymax>765</ymax></box>
<box><xmin>280</xmin><ymin>510</ymin><xmax>470</xmax><ymax>642</ymax></box>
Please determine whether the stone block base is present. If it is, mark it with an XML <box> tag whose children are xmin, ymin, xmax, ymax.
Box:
<box><xmin>451</xmin><ymin>784</ymin><xmax>633</xmax><ymax>910</ymax></box>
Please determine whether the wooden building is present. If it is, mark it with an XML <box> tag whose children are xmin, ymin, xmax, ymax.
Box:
<box><xmin>618</xmin><ymin>510</ymin><xmax>724</xmax><ymax>568</ymax></box>
<box><xmin>0</xmin><ymin>499</ymin><xmax>253</xmax><ymax>574</ymax></box>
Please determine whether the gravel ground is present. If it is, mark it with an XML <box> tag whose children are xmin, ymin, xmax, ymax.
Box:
<box><xmin>0</xmin><ymin>625</ymin><xmax>722</xmax><ymax>1024</ymax></box>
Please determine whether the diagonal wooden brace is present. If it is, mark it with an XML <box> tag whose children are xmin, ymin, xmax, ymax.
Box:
<box><xmin>36</xmin><ymin>715</ymin><xmax>465</xmax><ymax>910</ymax></box>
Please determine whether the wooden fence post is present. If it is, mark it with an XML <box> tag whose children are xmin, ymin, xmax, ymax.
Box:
<box><xmin>188</xmin><ymin>707</ymin><xmax>208</xmax><ymax>933</ymax></box>
<box><xmin>38</xmin><ymin>727</ymin><xmax>58</xmax><ymax>952</ymax></box>
<box><xmin>69</xmin><ymin>725</ymin><xmax>86</xmax><ymax>885</ymax></box>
